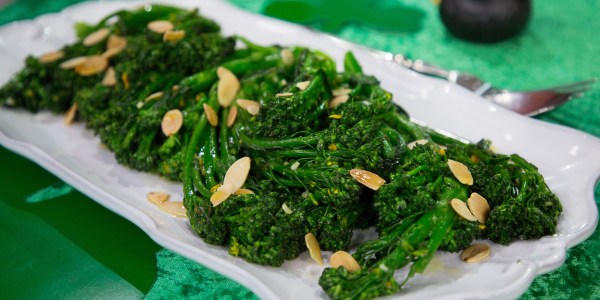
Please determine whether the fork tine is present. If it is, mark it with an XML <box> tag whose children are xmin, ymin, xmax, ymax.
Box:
<box><xmin>548</xmin><ymin>78</ymin><xmax>597</xmax><ymax>94</ymax></box>
<box><xmin>525</xmin><ymin>92</ymin><xmax>576</xmax><ymax>116</ymax></box>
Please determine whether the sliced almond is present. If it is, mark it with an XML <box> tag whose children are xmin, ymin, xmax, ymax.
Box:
<box><xmin>236</xmin><ymin>99</ymin><xmax>260</xmax><ymax>110</ymax></box>
<box><xmin>330</xmin><ymin>251</ymin><xmax>361</xmax><ymax>272</ymax></box>
<box><xmin>275</xmin><ymin>92</ymin><xmax>293</xmax><ymax>97</ymax></box>
<box><xmin>227</xmin><ymin>106</ymin><xmax>238</xmax><ymax>128</ymax></box>
<box><xmin>83</xmin><ymin>28</ymin><xmax>110</xmax><ymax>46</ymax></box>
<box><xmin>447</xmin><ymin>159</ymin><xmax>473</xmax><ymax>186</ymax></box>
<box><xmin>328</xmin><ymin>94</ymin><xmax>349</xmax><ymax>108</ymax></box>
<box><xmin>148</xmin><ymin>20</ymin><xmax>174</xmax><ymax>33</ymax></box>
<box><xmin>147</xmin><ymin>192</ymin><xmax>170</xmax><ymax>204</ymax></box>
<box><xmin>107</xmin><ymin>34</ymin><xmax>127</xmax><ymax>50</ymax></box>
<box><xmin>157</xmin><ymin>201</ymin><xmax>187</xmax><ymax>218</ymax></box>
<box><xmin>163</xmin><ymin>30</ymin><xmax>185</xmax><ymax>42</ymax></box>
<box><xmin>468</xmin><ymin>193</ymin><xmax>491</xmax><ymax>223</ymax></box>
<box><xmin>281</xmin><ymin>48</ymin><xmax>294</xmax><ymax>66</ymax></box>
<box><xmin>210</xmin><ymin>183</ymin><xmax>234</xmax><ymax>207</ymax></box>
<box><xmin>450</xmin><ymin>198</ymin><xmax>477</xmax><ymax>221</ymax></box>
<box><xmin>349</xmin><ymin>169</ymin><xmax>386</xmax><ymax>191</ymax></box>
<box><xmin>407</xmin><ymin>139</ymin><xmax>429</xmax><ymax>150</ymax></box>
<box><xmin>64</xmin><ymin>103</ymin><xmax>78</xmax><ymax>125</ymax></box>
<box><xmin>246</xmin><ymin>104</ymin><xmax>260</xmax><ymax>116</ymax></box>
<box><xmin>39</xmin><ymin>51</ymin><xmax>64</xmax><ymax>63</ymax></box>
<box><xmin>102</xmin><ymin>46</ymin><xmax>124</xmax><ymax>59</ymax></box>
<box><xmin>305</xmin><ymin>233</ymin><xmax>323</xmax><ymax>265</ymax></box>
<box><xmin>138</xmin><ymin>91</ymin><xmax>164</xmax><ymax>108</ymax></box>
<box><xmin>203</xmin><ymin>103</ymin><xmax>219</xmax><ymax>127</ymax></box>
<box><xmin>290</xmin><ymin>161</ymin><xmax>300</xmax><ymax>171</ymax></box>
<box><xmin>282</xmin><ymin>203</ymin><xmax>293</xmax><ymax>214</ymax></box>
<box><xmin>59</xmin><ymin>56</ymin><xmax>87</xmax><ymax>69</ymax></box>
<box><xmin>161</xmin><ymin>109</ymin><xmax>183</xmax><ymax>136</ymax></box>
<box><xmin>233</xmin><ymin>188</ymin><xmax>254</xmax><ymax>195</ymax></box>
<box><xmin>223</xmin><ymin>157</ymin><xmax>251</xmax><ymax>192</ymax></box>
<box><xmin>332</xmin><ymin>87</ymin><xmax>352</xmax><ymax>97</ymax></box>
<box><xmin>102</xmin><ymin>67</ymin><xmax>117</xmax><ymax>87</ymax></box>
<box><xmin>75</xmin><ymin>55</ymin><xmax>108</xmax><ymax>76</ymax></box>
<box><xmin>295</xmin><ymin>80</ymin><xmax>310</xmax><ymax>91</ymax></box>
<box><xmin>461</xmin><ymin>243</ymin><xmax>490</xmax><ymax>263</ymax></box>
<box><xmin>217</xmin><ymin>67</ymin><xmax>240</xmax><ymax>107</ymax></box>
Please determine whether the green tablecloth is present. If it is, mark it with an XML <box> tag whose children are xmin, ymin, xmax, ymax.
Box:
<box><xmin>1</xmin><ymin>0</ymin><xmax>598</xmax><ymax>299</ymax></box>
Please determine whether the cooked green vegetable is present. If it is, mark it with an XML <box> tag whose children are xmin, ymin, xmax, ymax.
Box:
<box><xmin>0</xmin><ymin>5</ymin><xmax>562</xmax><ymax>299</ymax></box>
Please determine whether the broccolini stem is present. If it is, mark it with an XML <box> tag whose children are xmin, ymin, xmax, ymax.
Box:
<box><xmin>236</xmin><ymin>130</ymin><xmax>320</xmax><ymax>149</ymax></box>
<box><xmin>202</xmin><ymin>126</ymin><xmax>219</xmax><ymax>188</ymax></box>
<box><xmin>352</xmin><ymin>214</ymin><xmax>419</xmax><ymax>267</ymax></box>
<box><xmin>344</xmin><ymin>51</ymin><xmax>363</xmax><ymax>74</ymax></box>
<box><xmin>383</xmin><ymin>112</ymin><xmax>429</xmax><ymax>141</ymax></box>
<box><xmin>179</xmin><ymin>51</ymin><xmax>283</xmax><ymax>92</ymax></box>
<box><xmin>183</xmin><ymin>86</ymin><xmax>220</xmax><ymax>200</ymax></box>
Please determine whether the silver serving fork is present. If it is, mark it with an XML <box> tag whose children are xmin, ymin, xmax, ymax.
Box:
<box><xmin>394</xmin><ymin>55</ymin><xmax>597</xmax><ymax>116</ymax></box>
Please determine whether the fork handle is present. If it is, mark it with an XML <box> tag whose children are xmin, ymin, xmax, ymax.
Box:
<box><xmin>409</xmin><ymin>60</ymin><xmax>451</xmax><ymax>79</ymax></box>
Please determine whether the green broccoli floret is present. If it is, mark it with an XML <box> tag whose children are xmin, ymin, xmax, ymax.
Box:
<box><xmin>485</xmin><ymin>154</ymin><xmax>562</xmax><ymax>244</ymax></box>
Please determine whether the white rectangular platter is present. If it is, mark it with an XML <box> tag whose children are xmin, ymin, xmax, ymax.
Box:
<box><xmin>1</xmin><ymin>0</ymin><xmax>599</xmax><ymax>299</ymax></box>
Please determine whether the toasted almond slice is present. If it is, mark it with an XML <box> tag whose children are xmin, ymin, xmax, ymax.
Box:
<box><xmin>83</xmin><ymin>28</ymin><xmax>110</xmax><ymax>46</ymax></box>
<box><xmin>107</xmin><ymin>34</ymin><xmax>127</xmax><ymax>50</ymax></box>
<box><xmin>275</xmin><ymin>92</ymin><xmax>293</xmax><ymax>97</ymax></box>
<box><xmin>281</xmin><ymin>48</ymin><xmax>294</xmax><ymax>66</ymax></box>
<box><xmin>75</xmin><ymin>55</ymin><xmax>108</xmax><ymax>76</ymax></box>
<box><xmin>290</xmin><ymin>161</ymin><xmax>300</xmax><ymax>171</ymax></box>
<box><xmin>236</xmin><ymin>99</ymin><xmax>260</xmax><ymax>110</ymax></box>
<box><xmin>157</xmin><ymin>201</ymin><xmax>187</xmax><ymax>218</ymax></box>
<box><xmin>217</xmin><ymin>67</ymin><xmax>240</xmax><ymax>107</ymax></box>
<box><xmin>64</xmin><ymin>103</ymin><xmax>78</xmax><ymax>125</ymax></box>
<box><xmin>102</xmin><ymin>67</ymin><xmax>117</xmax><ymax>87</ymax></box>
<box><xmin>330</xmin><ymin>251</ymin><xmax>361</xmax><ymax>272</ymax></box>
<box><xmin>407</xmin><ymin>139</ymin><xmax>429</xmax><ymax>150</ymax></box>
<box><xmin>161</xmin><ymin>109</ymin><xmax>183</xmax><ymax>136</ymax></box>
<box><xmin>461</xmin><ymin>243</ymin><xmax>490</xmax><ymax>263</ymax></box>
<box><xmin>210</xmin><ymin>183</ymin><xmax>234</xmax><ymax>206</ymax></box>
<box><xmin>163</xmin><ymin>30</ymin><xmax>186</xmax><ymax>42</ymax></box>
<box><xmin>146</xmin><ymin>92</ymin><xmax>164</xmax><ymax>102</ymax></box>
<box><xmin>39</xmin><ymin>51</ymin><xmax>64</xmax><ymax>63</ymax></box>
<box><xmin>102</xmin><ymin>46</ymin><xmax>124</xmax><ymax>59</ymax></box>
<box><xmin>234</xmin><ymin>188</ymin><xmax>254</xmax><ymax>195</ymax></box>
<box><xmin>328</xmin><ymin>94</ymin><xmax>349</xmax><ymax>108</ymax></box>
<box><xmin>227</xmin><ymin>106</ymin><xmax>238</xmax><ymax>127</ymax></box>
<box><xmin>282</xmin><ymin>203</ymin><xmax>293</xmax><ymax>214</ymax></box>
<box><xmin>349</xmin><ymin>169</ymin><xmax>386</xmax><ymax>191</ymax></box>
<box><xmin>447</xmin><ymin>159</ymin><xmax>473</xmax><ymax>186</ymax></box>
<box><xmin>148</xmin><ymin>20</ymin><xmax>174</xmax><ymax>33</ymax></box>
<box><xmin>59</xmin><ymin>56</ymin><xmax>87</xmax><ymax>69</ymax></box>
<box><xmin>305</xmin><ymin>233</ymin><xmax>323</xmax><ymax>265</ymax></box>
<box><xmin>468</xmin><ymin>193</ymin><xmax>491</xmax><ymax>223</ymax></box>
<box><xmin>203</xmin><ymin>103</ymin><xmax>219</xmax><ymax>127</ymax></box>
<box><xmin>246</xmin><ymin>104</ymin><xmax>260</xmax><ymax>116</ymax></box>
<box><xmin>223</xmin><ymin>157</ymin><xmax>251</xmax><ymax>192</ymax></box>
<box><xmin>450</xmin><ymin>198</ymin><xmax>477</xmax><ymax>221</ymax></box>
<box><xmin>295</xmin><ymin>80</ymin><xmax>310</xmax><ymax>91</ymax></box>
<box><xmin>332</xmin><ymin>87</ymin><xmax>352</xmax><ymax>97</ymax></box>
<box><xmin>147</xmin><ymin>192</ymin><xmax>169</xmax><ymax>204</ymax></box>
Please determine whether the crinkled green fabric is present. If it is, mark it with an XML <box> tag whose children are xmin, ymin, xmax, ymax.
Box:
<box><xmin>1</xmin><ymin>0</ymin><xmax>598</xmax><ymax>299</ymax></box>
<box><xmin>145</xmin><ymin>249</ymin><xmax>257</xmax><ymax>300</ymax></box>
